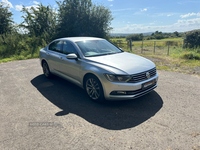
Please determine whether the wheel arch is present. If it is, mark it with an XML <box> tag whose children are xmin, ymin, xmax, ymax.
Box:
<box><xmin>83</xmin><ymin>73</ymin><xmax>102</xmax><ymax>90</ymax></box>
<box><xmin>83</xmin><ymin>72</ymin><xmax>105</xmax><ymax>101</ymax></box>
<box><xmin>41</xmin><ymin>59</ymin><xmax>47</xmax><ymax>66</ymax></box>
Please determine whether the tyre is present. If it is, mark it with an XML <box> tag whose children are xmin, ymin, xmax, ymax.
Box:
<box><xmin>42</xmin><ymin>61</ymin><xmax>52</xmax><ymax>78</ymax></box>
<box><xmin>85</xmin><ymin>75</ymin><xmax>105</xmax><ymax>102</ymax></box>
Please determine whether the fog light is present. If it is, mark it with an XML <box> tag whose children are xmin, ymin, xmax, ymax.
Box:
<box><xmin>110</xmin><ymin>91</ymin><xmax>127</xmax><ymax>95</ymax></box>
<box><xmin>117</xmin><ymin>91</ymin><xmax>126</xmax><ymax>94</ymax></box>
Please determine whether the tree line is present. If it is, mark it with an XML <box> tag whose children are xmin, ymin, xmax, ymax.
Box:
<box><xmin>124</xmin><ymin>31</ymin><xmax>184</xmax><ymax>41</ymax></box>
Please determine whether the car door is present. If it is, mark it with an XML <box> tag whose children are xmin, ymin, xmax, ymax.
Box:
<box><xmin>46</xmin><ymin>40</ymin><xmax>63</xmax><ymax>73</ymax></box>
<box><xmin>58</xmin><ymin>40</ymin><xmax>82</xmax><ymax>84</ymax></box>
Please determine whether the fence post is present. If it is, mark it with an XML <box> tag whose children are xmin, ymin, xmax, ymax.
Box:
<box><xmin>154</xmin><ymin>41</ymin><xmax>156</xmax><ymax>54</ymax></box>
<box><xmin>141</xmin><ymin>40</ymin><xmax>143</xmax><ymax>53</ymax></box>
<box><xmin>129</xmin><ymin>39</ymin><xmax>132</xmax><ymax>51</ymax></box>
<box><xmin>167</xmin><ymin>43</ymin><xmax>169</xmax><ymax>55</ymax></box>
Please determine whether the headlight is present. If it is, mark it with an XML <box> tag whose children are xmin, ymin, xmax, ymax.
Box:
<box><xmin>104</xmin><ymin>74</ymin><xmax>132</xmax><ymax>82</ymax></box>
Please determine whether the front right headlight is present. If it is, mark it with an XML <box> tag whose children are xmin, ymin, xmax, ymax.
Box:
<box><xmin>104</xmin><ymin>74</ymin><xmax>132</xmax><ymax>82</ymax></box>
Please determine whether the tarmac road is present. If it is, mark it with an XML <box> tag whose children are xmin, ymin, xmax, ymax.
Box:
<box><xmin>0</xmin><ymin>59</ymin><xmax>200</xmax><ymax>150</ymax></box>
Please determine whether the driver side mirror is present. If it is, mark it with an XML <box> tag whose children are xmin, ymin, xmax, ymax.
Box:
<box><xmin>119</xmin><ymin>47</ymin><xmax>124</xmax><ymax>51</ymax></box>
<box><xmin>66</xmin><ymin>53</ymin><xmax>78</xmax><ymax>59</ymax></box>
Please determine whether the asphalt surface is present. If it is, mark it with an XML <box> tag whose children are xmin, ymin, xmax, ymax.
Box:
<box><xmin>0</xmin><ymin>59</ymin><xmax>200</xmax><ymax>150</ymax></box>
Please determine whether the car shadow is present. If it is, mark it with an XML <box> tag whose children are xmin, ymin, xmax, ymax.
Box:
<box><xmin>31</xmin><ymin>75</ymin><xmax>163</xmax><ymax>130</ymax></box>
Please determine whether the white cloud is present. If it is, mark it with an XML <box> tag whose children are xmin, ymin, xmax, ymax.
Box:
<box><xmin>14</xmin><ymin>1</ymin><xmax>39</xmax><ymax>12</ymax></box>
<box><xmin>33</xmin><ymin>1</ymin><xmax>39</xmax><ymax>5</ymax></box>
<box><xmin>110</xmin><ymin>4</ymin><xmax>113</xmax><ymax>7</ymax></box>
<box><xmin>26</xmin><ymin>4</ymin><xmax>39</xmax><ymax>12</ymax></box>
<box><xmin>15</xmin><ymin>4</ymin><xmax>23</xmax><ymax>11</ymax></box>
<box><xmin>108</xmin><ymin>0</ymin><xmax>114</xmax><ymax>1</ymax></box>
<box><xmin>141</xmin><ymin>8</ymin><xmax>147</xmax><ymax>12</ymax></box>
<box><xmin>113</xmin><ymin>17</ymin><xmax>200</xmax><ymax>33</ymax></box>
<box><xmin>167</xmin><ymin>14</ymin><xmax>173</xmax><ymax>17</ymax></box>
<box><xmin>180</xmin><ymin>12</ymin><xmax>200</xmax><ymax>18</ymax></box>
<box><xmin>0</xmin><ymin>0</ymin><xmax>13</xmax><ymax>8</ymax></box>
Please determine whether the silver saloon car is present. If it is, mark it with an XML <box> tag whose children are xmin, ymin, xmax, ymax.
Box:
<box><xmin>39</xmin><ymin>37</ymin><xmax>158</xmax><ymax>102</ymax></box>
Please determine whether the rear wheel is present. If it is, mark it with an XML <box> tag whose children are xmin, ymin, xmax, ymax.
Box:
<box><xmin>85</xmin><ymin>75</ymin><xmax>105</xmax><ymax>102</ymax></box>
<box><xmin>42</xmin><ymin>61</ymin><xmax>52</xmax><ymax>78</ymax></box>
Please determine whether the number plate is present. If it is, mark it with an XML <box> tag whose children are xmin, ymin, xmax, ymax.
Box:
<box><xmin>143</xmin><ymin>79</ymin><xmax>156</xmax><ymax>88</ymax></box>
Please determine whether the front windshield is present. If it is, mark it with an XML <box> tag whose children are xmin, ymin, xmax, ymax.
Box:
<box><xmin>75</xmin><ymin>40</ymin><xmax>122</xmax><ymax>57</ymax></box>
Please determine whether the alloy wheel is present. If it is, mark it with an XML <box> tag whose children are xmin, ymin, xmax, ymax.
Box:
<box><xmin>43</xmin><ymin>62</ymin><xmax>50</xmax><ymax>77</ymax></box>
<box><xmin>86</xmin><ymin>78</ymin><xmax>100</xmax><ymax>100</ymax></box>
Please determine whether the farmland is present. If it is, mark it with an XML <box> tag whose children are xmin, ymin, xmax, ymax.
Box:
<box><xmin>110</xmin><ymin>37</ymin><xmax>184</xmax><ymax>55</ymax></box>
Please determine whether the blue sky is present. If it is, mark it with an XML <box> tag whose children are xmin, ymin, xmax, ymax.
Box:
<box><xmin>1</xmin><ymin>0</ymin><xmax>200</xmax><ymax>33</ymax></box>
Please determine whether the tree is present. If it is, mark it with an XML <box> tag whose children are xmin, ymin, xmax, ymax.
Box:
<box><xmin>174</xmin><ymin>31</ymin><xmax>179</xmax><ymax>37</ymax></box>
<box><xmin>56</xmin><ymin>0</ymin><xmax>113</xmax><ymax>39</ymax></box>
<box><xmin>126</xmin><ymin>33</ymin><xmax>144</xmax><ymax>41</ymax></box>
<box><xmin>21</xmin><ymin>3</ymin><xmax>57</xmax><ymax>42</ymax></box>
<box><xmin>0</xmin><ymin>3</ymin><xmax>13</xmax><ymax>34</ymax></box>
<box><xmin>154</xmin><ymin>34</ymin><xmax>163</xmax><ymax>39</ymax></box>
<box><xmin>184</xmin><ymin>30</ymin><xmax>200</xmax><ymax>48</ymax></box>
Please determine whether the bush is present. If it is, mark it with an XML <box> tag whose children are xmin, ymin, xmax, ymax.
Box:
<box><xmin>126</xmin><ymin>34</ymin><xmax>143</xmax><ymax>41</ymax></box>
<box><xmin>0</xmin><ymin>33</ymin><xmax>41</xmax><ymax>59</ymax></box>
<box><xmin>181</xmin><ymin>51</ymin><xmax>200</xmax><ymax>60</ymax></box>
<box><xmin>184</xmin><ymin>29</ymin><xmax>200</xmax><ymax>48</ymax></box>
<box><xmin>0</xmin><ymin>33</ymin><xmax>21</xmax><ymax>58</ymax></box>
<box><xmin>154</xmin><ymin>34</ymin><xmax>164</xmax><ymax>39</ymax></box>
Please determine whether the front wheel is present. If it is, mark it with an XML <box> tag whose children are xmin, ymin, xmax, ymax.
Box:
<box><xmin>85</xmin><ymin>75</ymin><xmax>105</xmax><ymax>102</ymax></box>
<box><xmin>42</xmin><ymin>61</ymin><xmax>52</xmax><ymax>78</ymax></box>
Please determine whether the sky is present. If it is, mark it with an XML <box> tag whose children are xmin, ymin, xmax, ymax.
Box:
<box><xmin>1</xmin><ymin>0</ymin><xmax>200</xmax><ymax>33</ymax></box>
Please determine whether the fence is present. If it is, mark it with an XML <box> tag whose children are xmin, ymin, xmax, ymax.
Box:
<box><xmin>111</xmin><ymin>40</ymin><xmax>184</xmax><ymax>55</ymax></box>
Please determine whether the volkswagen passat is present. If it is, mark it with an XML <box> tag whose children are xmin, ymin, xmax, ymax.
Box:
<box><xmin>39</xmin><ymin>37</ymin><xmax>158</xmax><ymax>102</ymax></box>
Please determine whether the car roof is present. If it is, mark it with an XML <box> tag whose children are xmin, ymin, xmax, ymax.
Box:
<box><xmin>57</xmin><ymin>37</ymin><xmax>104</xmax><ymax>42</ymax></box>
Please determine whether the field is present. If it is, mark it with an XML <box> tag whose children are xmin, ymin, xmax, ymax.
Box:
<box><xmin>110</xmin><ymin>38</ymin><xmax>200</xmax><ymax>76</ymax></box>
<box><xmin>110</xmin><ymin>37</ymin><xmax>184</xmax><ymax>55</ymax></box>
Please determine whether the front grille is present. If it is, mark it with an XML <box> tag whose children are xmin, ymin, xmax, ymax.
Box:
<box><xmin>128</xmin><ymin>67</ymin><xmax>156</xmax><ymax>83</ymax></box>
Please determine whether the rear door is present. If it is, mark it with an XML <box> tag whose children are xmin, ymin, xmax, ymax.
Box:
<box><xmin>46</xmin><ymin>40</ymin><xmax>63</xmax><ymax>72</ymax></box>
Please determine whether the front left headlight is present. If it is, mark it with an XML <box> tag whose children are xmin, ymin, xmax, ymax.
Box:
<box><xmin>104</xmin><ymin>74</ymin><xmax>132</xmax><ymax>82</ymax></box>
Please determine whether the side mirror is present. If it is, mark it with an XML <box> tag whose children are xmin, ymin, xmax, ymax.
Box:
<box><xmin>66</xmin><ymin>53</ymin><xmax>78</xmax><ymax>59</ymax></box>
<box><xmin>119</xmin><ymin>47</ymin><xmax>124</xmax><ymax>51</ymax></box>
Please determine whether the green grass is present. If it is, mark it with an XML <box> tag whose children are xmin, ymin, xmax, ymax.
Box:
<box><xmin>0</xmin><ymin>49</ymin><xmax>40</xmax><ymax>63</ymax></box>
<box><xmin>144</xmin><ymin>38</ymin><xmax>183</xmax><ymax>42</ymax></box>
<box><xmin>156</xmin><ymin>65</ymin><xmax>171</xmax><ymax>71</ymax></box>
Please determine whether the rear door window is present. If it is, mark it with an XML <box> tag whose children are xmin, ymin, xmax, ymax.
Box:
<box><xmin>49</xmin><ymin>41</ymin><xmax>63</xmax><ymax>53</ymax></box>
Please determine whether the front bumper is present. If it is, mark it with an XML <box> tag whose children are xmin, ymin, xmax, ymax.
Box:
<box><xmin>102</xmin><ymin>73</ymin><xmax>159</xmax><ymax>100</ymax></box>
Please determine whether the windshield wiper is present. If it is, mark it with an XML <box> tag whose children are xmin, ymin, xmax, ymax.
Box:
<box><xmin>106</xmin><ymin>51</ymin><xmax>123</xmax><ymax>55</ymax></box>
<box><xmin>85</xmin><ymin>51</ymin><xmax>123</xmax><ymax>57</ymax></box>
